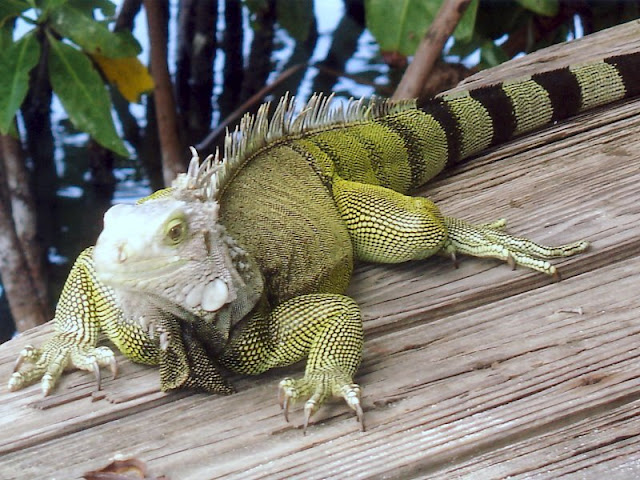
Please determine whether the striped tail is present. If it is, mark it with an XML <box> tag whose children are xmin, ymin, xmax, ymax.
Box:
<box><xmin>418</xmin><ymin>52</ymin><xmax>640</xmax><ymax>167</ymax></box>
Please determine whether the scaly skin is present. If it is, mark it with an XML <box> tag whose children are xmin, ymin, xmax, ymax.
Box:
<box><xmin>9</xmin><ymin>53</ymin><xmax>640</xmax><ymax>432</ymax></box>
<box><xmin>9</xmin><ymin>248</ymin><xmax>158</xmax><ymax>396</ymax></box>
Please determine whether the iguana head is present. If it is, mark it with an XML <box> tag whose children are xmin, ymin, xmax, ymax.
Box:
<box><xmin>92</xmin><ymin>148</ymin><xmax>263</xmax><ymax>341</ymax></box>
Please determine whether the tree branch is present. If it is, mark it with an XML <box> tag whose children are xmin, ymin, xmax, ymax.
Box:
<box><xmin>392</xmin><ymin>0</ymin><xmax>471</xmax><ymax>100</ymax></box>
<box><xmin>144</xmin><ymin>0</ymin><xmax>185</xmax><ymax>186</ymax></box>
<box><xmin>195</xmin><ymin>63</ymin><xmax>308</xmax><ymax>153</ymax></box>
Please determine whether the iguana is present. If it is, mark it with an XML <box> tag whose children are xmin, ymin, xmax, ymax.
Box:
<box><xmin>8</xmin><ymin>53</ymin><xmax>640</xmax><ymax>432</ymax></box>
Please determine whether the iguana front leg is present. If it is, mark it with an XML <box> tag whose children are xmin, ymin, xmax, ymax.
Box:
<box><xmin>332</xmin><ymin>178</ymin><xmax>588</xmax><ymax>273</ymax></box>
<box><xmin>9</xmin><ymin>248</ymin><xmax>160</xmax><ymax>395</ymax></box>
<box><xmin>221</xmin><ymin>294</ymin><xmax>363</xmax><ymax>432</ymax></box>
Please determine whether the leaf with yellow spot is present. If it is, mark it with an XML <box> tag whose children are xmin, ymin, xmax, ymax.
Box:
<box><xmin>92</xmin><ymin>54</ymin><xmax>154</xmax><ymax>103</ymax></box>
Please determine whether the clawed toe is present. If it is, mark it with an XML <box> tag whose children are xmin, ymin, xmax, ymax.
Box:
<box><xmin>277</xmin><ymin>375</ymin><xmax>364</xmax><ymax>433</ymax></box>
<box><xmin>89</xmin><ymin>346</ymin><xmax>119</xmax><ymax>392</ymax></box>
<box><xmin>303</xmin><ymin>397</ymin><xmax>320</xmax><ymax>434</ymax></box>
<box><xmin>8</xmin><ymin>336</ymin><xmax>118</xmax><ymax>396</ymax></box>
<box><xmin>12</xmin><ymin>345</ymin><xmax>39</xmax><ymax>373</ymax></box>
<box><xmin>340</xmin><ymin>383</ymin><xmax>364</xmax><ymax>431</ymax></box>
<box><xmin>278</xmin><ymin>377</ymin><xmax>297</xmax><ymax>423</ymax></box>
<box><xmin>443</xmin><ymin>216</ymin><xmax>590</xmax><ymax>277</ymax></box>
<box><xmin>108</xmin><ymin>355</ymin><xmax>118</xmax><ymax>380</ymax></box>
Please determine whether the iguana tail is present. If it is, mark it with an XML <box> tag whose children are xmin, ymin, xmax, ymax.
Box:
<box><xmin>417</xmin><ymin>53</ymin><xmax>640</xmax><ymax>170</ymax></box>
<box><xmin>290</xmin><ymin>53</ymin><xmax>640</xmax><ymax>195</ymax></box>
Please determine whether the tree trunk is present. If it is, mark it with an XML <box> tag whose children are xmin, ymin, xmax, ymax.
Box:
<box><xmin>218</xmin><ymin>0</ymin><xmax>244</xmax><ymax>121</ymax></box>
<box><xmin>144</xmin><ymin>0</ymin><xmax>186</xmax><ymax>186</ymax></box>
<box><xmin>240</xmin><ymin>0</ymin><xmax>276</xmax><ymax>107</ymax></box>
<box><xmin>22</xmin><ymin>30</ymin><xmax>57</xmax><ymax>266</ymax></box>
<box><xmin>176</xmin><ymin>0</ymin><xmax>218</xmax><ymax>147</ymax></box>
<box><xmin>310</xmin><ymin>0</ymin><xmax>364</xmax><ymax>95</ymax></box>
<box><xmin>0</xmin><ymin>135</ymin><xmax>50</xmax><ymax>332</ymax></box>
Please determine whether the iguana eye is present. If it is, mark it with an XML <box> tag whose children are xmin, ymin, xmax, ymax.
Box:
<box><xmin>165</xmin><ymin>217</ymin><xmax>187</xmax><ymax>246</ymax></box>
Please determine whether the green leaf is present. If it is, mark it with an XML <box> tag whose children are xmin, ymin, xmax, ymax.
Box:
<box><xmin>276</xmin><ymin>0</ymin><xmax>313</xmax><ymax>41</ymax></box>
<box><xmin>0</xmin><ymin>21</ymin><xmax>15</xmax><ymax>51</ymax></box>
<box><xmin>516</xmin><ymin>0</ymin><xmax>558</xmax><ymax>17</ymax></box>
<box><xmin>36</xmin><ymin>0</ymin><xmax>69</xmax><ymax>14</ymax></box>
<box><xmin>68</xmin><ymin>0</ymin><xmax>116</xmax><ymax>18</ymax></box>
<box><xmin>0</xmin><ymin>0</ymin><xmax>30</xmax><ymax>27</ymax></box>
<box><xmin>453</xmin><ymin>0</ymin><xmax>478</xmax><ymax>43</ymax></box>
<box><xmin>479</xmin><ymin>40</ymin><xmax>509</xmax><ymax>68</ymax></box>
<box><xmin>49</xmin><ymin>4</ymin><xmax>140</xmax><ymax>58</ymax></box>
<box><xmin>47</xmin><ymin>34</ymin><xmax>127</xmax><ymax>155</ymax></box>
<box><xmin>0</xmin><ymin>34</ymin><xmax>40</xmax><ymax>134</ymax></box>
<box><xmin>365</xmin><ymin>0</ymin><xmax>441</xmax><ymax>55</ymax></box>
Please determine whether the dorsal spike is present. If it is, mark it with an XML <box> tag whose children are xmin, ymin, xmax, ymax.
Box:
<box><xmin>185</xmin><ymin>148</ymin><xmax>201</xmax><ymax>188</ymax></box>
<box><xmin>177</xmin><ymin>94</ymin><xmax>416</xmax><ymax>199</ymax></box>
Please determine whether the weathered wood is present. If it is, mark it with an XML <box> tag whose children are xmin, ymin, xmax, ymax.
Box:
<box><xmin>2</xmin><ymin>20</ymin><xmax>640</xmax><ymax>480</ymax></box>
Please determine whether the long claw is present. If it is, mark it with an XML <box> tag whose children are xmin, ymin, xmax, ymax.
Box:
<box><xmin>278</xmin><ymin>378</ymin><xmax>294</xmax><ymax>423</ymax></box>
<box><xmin>13</xmin><ymin>351</ymin><xmax>26</xmax><ymax>373</ymax></box>
<box><xmin>92</xmin><ymin>357</ymin><xmax>102</xmax><ymax>391</ymax></box>
<box><xmin>450</xmin><ymin>251</ymin><xmax>459</xmax><ymax>269</ymax></box>
<box><xmin>109</xmin><ymin>356</ymin><xmax>118</xmax><ymax>380</ymax></box>
<box><xmin>282</xmin><ymin>396</ymin><xmax>290</xmax><ymax>423</ymax></box>
<box><xmin>303</xmin><ymin>398</ymin><xmax>319</xmax><ymax>435</ymax></box>
<box><xmin>355</xmin><ymin>403</ymin><xmax>365</xmax><ymax>432</ymax></box>
<box><xmin>303</xmin><ymin>415</ymin><xmax>310</xmax><ymax>435</ymax></box>
<box><xmin>341</xmin><ymin>383</ymin><xmax>365</xmax><ymax>431</ymax></box>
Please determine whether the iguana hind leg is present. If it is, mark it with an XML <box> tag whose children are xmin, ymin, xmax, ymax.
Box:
<box><xmin>442</xmin><ymin>217</ymin><xmax>589</xmax><ymax>279</ymax></box>
<box><xmin>332</xmin><ymin>178</ymin><xmax>588</xmax><ymax>275</ymax></box>
<box><xmin>221</xmin><ymin>294</ymin><xmax>364</xmax><ymax>432</ymax></box>
<box><xmin>332</xmin><ymin>178</ymin><xmax>448</xmax><ymax>263</ymax></box>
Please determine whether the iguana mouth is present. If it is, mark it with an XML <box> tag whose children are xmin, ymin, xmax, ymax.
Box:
<box><xmin>93</xmin><ymin>254</ymin><xmax>187</xmax><ymax>286</ymax></box>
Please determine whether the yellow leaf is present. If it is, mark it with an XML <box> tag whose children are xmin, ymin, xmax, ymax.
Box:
<box><xmin>91</xmin><ymin>54</ymin><xmax>154</xmax><ymax>103</ymax></box>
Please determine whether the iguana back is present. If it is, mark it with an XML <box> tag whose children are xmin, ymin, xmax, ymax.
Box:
<box><xmin>219</xmin><ymin>54</ymin><xmax>640</xmax><ymax>304</ymax></box>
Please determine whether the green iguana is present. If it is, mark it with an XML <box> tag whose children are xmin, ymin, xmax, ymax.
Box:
<box><xmin>8</xmin><ymin>53</ymin><xmax>640</xmax><ymax>432</ymax></box>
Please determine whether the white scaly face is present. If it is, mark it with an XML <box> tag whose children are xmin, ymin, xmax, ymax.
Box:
<box><xmin>93</xmin><ymin>197</ymin><xmax>237</xmax><ymax>321</ymax></box>
<box><xmin>91</xmin><ymin>147</ymin><xmax>263</xmax><ymax>345</ymax></box>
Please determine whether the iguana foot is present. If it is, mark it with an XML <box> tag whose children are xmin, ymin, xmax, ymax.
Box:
<box><xmin>443</xmin><ymin>216</ymin><xmax>589</xmax><ymax>279</ymax></box>
<box><xmin>8</xmin><ymin>336</ymin><xmax>117</xmax><ymax>396</ymax></box>
<box><xmin>278</xmin><ymin>369</ymin><xmax>364</xmax><ymax>434</ymax></box>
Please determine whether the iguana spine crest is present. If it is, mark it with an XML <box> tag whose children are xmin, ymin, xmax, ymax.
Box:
<box><xmin>181</xmin><ymin>93</ymin><xmax>418</xmax><ymax>199</ymax></box>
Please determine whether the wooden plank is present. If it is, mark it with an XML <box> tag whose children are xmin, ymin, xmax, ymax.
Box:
<box><xmin>2</xmin><ymin>254</ymin><xmax>639</xmax><ymax>479</ymax></box>
<box><xmin>1</xmin><ymin>20</ymin><xmax>640</xmax><ymax>480</ymax></box>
